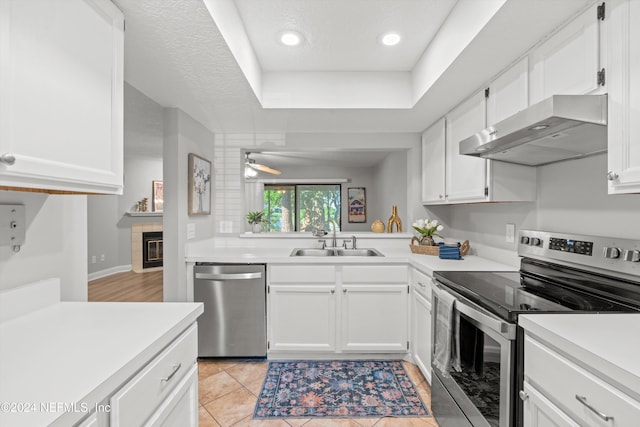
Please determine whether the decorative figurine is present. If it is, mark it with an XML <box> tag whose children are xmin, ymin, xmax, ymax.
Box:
<box><xmin>387</xmin><ymin>205</ymin><xmax>402</xmax><ymax>233</ymax></box>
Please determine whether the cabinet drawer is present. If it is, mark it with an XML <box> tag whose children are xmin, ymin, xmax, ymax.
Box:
<box><xmin>411</xmin><ymin>269</ymin><xmax>432</xmax><ymax>300</ymax></box>
<box><xmin>110</xmin><ymin>324</ymin><xmax>197</xmax><ymax>427</ymax></box>
<box><xmin>525</xmin><ymin>335</ymin><xmax>640</xmax><ymax>427</ymax></box>
<box><xmin>270</xmin><ymin>265</ymin><xmax>335</xmax><ymax>283</ymax></box>
<box><xmin>342</xmin><ymin>265</ymin><xmax>408</xmax><ymax>283</ymax></box>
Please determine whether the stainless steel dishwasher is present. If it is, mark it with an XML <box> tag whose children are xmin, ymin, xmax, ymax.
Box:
<box><xmin>194</xmin><ymin>263</ymin><xmax>266</xmax><ymax>357</ymax></box>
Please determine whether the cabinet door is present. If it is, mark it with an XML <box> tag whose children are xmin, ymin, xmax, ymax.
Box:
<box><xmin>446</xmin><ymin>90</ymin><xmax>487</xmax><ymax>202</ymax></box>
<box><xmin>421</xmin><ymin>118</ymin><xmax>446</xmax><ymax>204</ymax></box>
<box><xmin>412</xmin><ymin>290</ymin><xmax>431</xmax><ymax>384</ymax></box>
<box><xmin>529</xmin><ymin>3</ymin><xmax>601</xmax><ymax>105</ymax></box>
<box><xmin>146</xmin><ymin>364</ymin><xmax>198</xmax><ymax>427</ymax></box>
<box><xmin>607</xmin><ymin>0</ymin><xmax>640</xmax><ymax>194</ymax></box>
<box><xmin>0</xmin><ymin>0</ymin><xmax>124</xmax><ymax>194</ymax></box>
<box><xmin>487</xmin><ymin>57</ymin><xmax>529</xmax><ymax>126</ymax></box>
<box><xmin>522</xmin><ymin>382</ymin><xmax>581</xmax><ymax>427</ymax></box>
<box><xmin>340</xmin><ymin>284</ymin><xmax>408</xmax><ymax>352</ymax></box>
<box><xmin>269</xmin><ymin>285</ymin><xmax>336</xmax><ymax>352</ymax></box>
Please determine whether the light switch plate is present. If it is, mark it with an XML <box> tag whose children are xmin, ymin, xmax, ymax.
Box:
<box><xmin>506</xmin><ymin>223</ymin><xmax>516</xmax><ymax>243</ymax></box>
<box><xmin>0</xmin><ymin>205</ymin><xmax>26</xmax><ymax>248</ymax></box>
<box><xmin>187</xmin><ymin>223</ymin><xmax>196</xmax><ymax>240</ymax></box>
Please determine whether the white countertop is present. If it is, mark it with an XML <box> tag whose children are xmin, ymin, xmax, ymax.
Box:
<box><xmin>0</xmin><ymin>301</ymin><xmax>203</xmax><ymax>427</ymax></box>
<box><xmin>185</xmin><ymin>245</ymin><xmax>517</xmax><ymax>275</ymax></box>
<box><xmin>519</xmin><ymin>313</ymin><xmax>640</xmax><ymax>402</ymax></box>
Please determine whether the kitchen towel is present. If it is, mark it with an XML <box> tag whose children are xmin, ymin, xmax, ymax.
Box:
<box><xmin>438</xmin><ymin>242</ymin><xmax>463</xmax><ymax>260</ymax></box>
<box><xmin>432</xmin><ymin>286</ymin><xmax>461</xmax><ymax>376</ymax></box>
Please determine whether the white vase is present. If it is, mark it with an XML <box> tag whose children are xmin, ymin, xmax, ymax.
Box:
<box><xmin>252</xmin><ymin>223</ymin><xmax>263</xmax><ymax>233</ymax></box>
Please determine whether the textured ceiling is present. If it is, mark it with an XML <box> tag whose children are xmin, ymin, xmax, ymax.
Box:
<box><xmin>233</xmin><ymin>0</ymin><xmax>457</xmax><ymax>72</ymax></box>
<box><xmin>114</xmin><ymin>0</ymin><xmax>594</xmax><ymax>133</ymax></box>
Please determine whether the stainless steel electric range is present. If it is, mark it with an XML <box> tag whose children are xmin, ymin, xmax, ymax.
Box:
<box><xmin>431</xmin><ymin>230</ymin><xmax>640</xmax><ymax>427</ymax></box>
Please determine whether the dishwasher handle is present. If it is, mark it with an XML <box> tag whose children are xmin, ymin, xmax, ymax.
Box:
<box><xmin>195</xmin><ymin>272</ymin><xmax>263</xmax><ymax>281</ymax></box>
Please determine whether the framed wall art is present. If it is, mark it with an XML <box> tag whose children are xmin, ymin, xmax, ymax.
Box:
<box><xmin>188</xmin><ymin>153</ymin><xmax>212</xmax><ymax>215</ymax></box>
<box><xmin>347</xmin><ymin>187</ymin><xmax>366</xmax><ymax>223</ymax></box>
<box><xmin>152</xmin><ymin>180</ymin><xmax>163</xmax><ymax>212</ymax></box>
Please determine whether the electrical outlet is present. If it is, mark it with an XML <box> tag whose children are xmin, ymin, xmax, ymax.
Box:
<box><xmin>506</xmin><ymin>223</ymin><xmax>516</xmax><ymax>243</ymax></box>
<box><xmin>187</xmin><ymin>223</ymin><xmax>196</xmax><ymax>240</ymax></box>
<box><xmin>91</xmin><ymin>256</ymin><xmax>96</xmax><ymax>264</ymax></box>
<box><xmin>100</xmin><ymin>254</ymin><xmax>105</xmax><ymax>262</ymax></box>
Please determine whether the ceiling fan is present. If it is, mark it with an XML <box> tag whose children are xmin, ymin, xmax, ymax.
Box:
<box><xmin>244</xmin><ymin>152</ymin><xmax>282</xmax><ymax>176</ymax></box>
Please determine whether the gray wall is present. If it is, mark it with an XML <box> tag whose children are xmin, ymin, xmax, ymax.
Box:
<box><xmin>374</xmin><ymin>150</ymin><xmax>409</xmax><ymax>232</ymax></box>
<box><xmin>87</xmin><ymin>84</ymin><xmax>164</xmax><ymax>275</ymax></box>
<box><xmin>163</xmin><ymin>108</ymin><xmax>215</xmax><ymax>302</ymax></box>
<box><xmin>0</xmin><ymin>192</ymin><xmax>87</xmax><ymax>301</ymax></box>
<box><xmin>429</xmin><ymin>153</ymin><xmax>640</xmax><ymax>251</ymax></box>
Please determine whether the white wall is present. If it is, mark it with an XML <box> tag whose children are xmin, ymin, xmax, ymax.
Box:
<box><xmin>430</xmin><ymin>153</ymin><xmax>640</xmax><ymax>252</ymax></box>
<box><xmin>0</xmin><ymin>192</ymin><xmax>87</xmax><ymax>301</ymax></box>
<box><xmin>163</xmin><ymin>108</ymin><xmax>215</xmax><ymax>302</ymax></box>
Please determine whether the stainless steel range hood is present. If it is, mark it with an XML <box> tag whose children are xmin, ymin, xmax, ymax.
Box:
<box><xmin>459</xmin><ymin>94</ymin><xmax>607</xmax><ymax>166</ymax></box>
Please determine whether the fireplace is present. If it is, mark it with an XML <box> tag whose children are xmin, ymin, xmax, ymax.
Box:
<box><xmin>142</xmin><ymin>231</ymin><xmax>163</xmax><ymax>269</ymax></box>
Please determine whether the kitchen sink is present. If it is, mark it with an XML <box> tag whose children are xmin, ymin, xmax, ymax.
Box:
<box><xmin>334</xmin><ymin>248</ymin><xmax>383</xmax><ymax>257</ymax></box>
<box><xmin>290</xmin><ymin>248</ymin><xmax>383</xmax><ymax>257</ymax></box>
<box><xmin>290</xmin><ymin>248</ymin><xmax>335</xmax><ymax>256</ymax></box>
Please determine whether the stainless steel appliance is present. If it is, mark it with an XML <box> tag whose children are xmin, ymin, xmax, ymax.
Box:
<box><xmin>194</xmin><ymin>263</ymin><xmax>267</xmax><ymax>357</ymax></box>
<box><xmin>431</xmin><ymin>230</ymin><xmax>640</xmax><ymax>427</ymax></box>
<box><xmin>459</xmin><ymin>94</ymin><xmax>607</xmax><ymax>166</ymax></box>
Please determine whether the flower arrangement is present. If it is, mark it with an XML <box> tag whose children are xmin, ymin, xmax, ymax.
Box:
<box><xmin>412</xmin><ymin>219</ymin><xmax>444</xmax><ymax>246</ymax></box>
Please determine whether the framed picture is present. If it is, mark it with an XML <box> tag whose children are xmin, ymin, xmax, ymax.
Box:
<box><xmin>347</xmin><ymin>187</ymin><xmax>366</xmax><ymax>223</ymax></box>
<box><xmin>152</xmin><ymin>180</ymin><xmax>164</xmax><ymax>212</ymax></box>
<box><xmin>188</xmin><ymin>153</ymin><xmax>212</xmax><ymax>215</ymax></box>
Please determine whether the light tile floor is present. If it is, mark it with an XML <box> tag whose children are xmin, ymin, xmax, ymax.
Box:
<box><xmin>198</xmin><ymin>359</ymin><xmax>439</xmax><ymax>427</ymax></box>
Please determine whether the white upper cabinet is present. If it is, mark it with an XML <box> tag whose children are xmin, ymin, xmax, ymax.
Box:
<box><xmin>487</xmin><ymin>57</ymin><xmax>529</xmax><ymax>126</ymax></box>
<box><xmin>422</xmin><ymin>87</ymin><xmax>536</xmax><ymax>205</ymax></box>
<box><xmin>0</xmin><ymin>0</ymin><xmax>124</xmax><ymax>194</ymax></box>
<box><xmin>529</xmin><ymin>2</ymin><xmax>603</xmax><ymax>104</ymax></box>
<box><xmin>607</xmin><ymin>0</ymin><xmax>640</xmax><ymax>194</ymax></box>
<box><xmin>446</xmin><ymin>90</ymin><xmax>488</xmax><ymax>202</ymax></box>
<box><xmin>421</xmin><ymin>118</ymin><xmax>446</xmax><ymax>204</ymax></box>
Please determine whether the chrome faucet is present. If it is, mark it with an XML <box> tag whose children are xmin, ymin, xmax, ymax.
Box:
<box><xmin>351</xmin><ymin>235</ymin><xmax>357</xmax><ymax>249</ymax></box>
<box><xmin>331</xmin><ymin>224</ymin><xmax>337</xmax><ymax>248</ymax></box>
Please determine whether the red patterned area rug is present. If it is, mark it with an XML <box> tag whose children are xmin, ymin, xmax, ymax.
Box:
<box><xmin>253</xmin><ymin>360</ymin><xmax>429</xmax><ymax>419</ymax></box>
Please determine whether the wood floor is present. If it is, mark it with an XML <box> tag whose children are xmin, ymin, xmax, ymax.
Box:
<box><xmin>88</xmin><ymin>270</ymin><xmax>163</xmax><ymax>301</ymax></box>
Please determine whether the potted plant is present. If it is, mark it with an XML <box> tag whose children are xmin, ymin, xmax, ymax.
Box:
<box><xmin>412</xmin><ymin>218</ymin><xmax>444</xmax><ymax>246</ymax></box>
<box><xmin>246</xmin><ymin>211</ymin><xmax>267</xmax><ymax>233</ymax></box>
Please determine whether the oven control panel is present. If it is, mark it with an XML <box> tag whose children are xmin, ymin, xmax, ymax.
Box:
<box><xmin>519</xmin><ymin>230</ymin><xmax>640</xmax><ymax>277</ymax></box>
<box><xmin>548</xmin><ymin>238</ymin><xmax>593</xmax><ymax>256</ymax></box>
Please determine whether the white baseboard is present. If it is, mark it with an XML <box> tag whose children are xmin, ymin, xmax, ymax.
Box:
<box><xmin>89</xmin><ymin>265</ymin><xmax>132</xmax><ymax>282</ymax></box>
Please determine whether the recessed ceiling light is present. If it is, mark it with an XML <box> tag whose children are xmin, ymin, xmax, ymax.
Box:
<box><xmin>381</xmin><ymin>32</ymin><xmax>401</xmax><ymax>46</ymax></box>
<box><xmin>279</xmin><ymin>30</ymin><xmax>303</xmax><ymax>46</ymax></box>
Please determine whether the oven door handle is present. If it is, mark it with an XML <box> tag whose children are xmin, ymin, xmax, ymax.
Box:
<box><xmin>434</xmin><ymin>281</ymin><xmax>516</xmax><ymax>340</ymax></box>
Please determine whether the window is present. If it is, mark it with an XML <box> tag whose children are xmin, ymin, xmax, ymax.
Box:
<box><xmin>264</xmin><ymin>184</ymin><xmax>341</xmax><ymax>232</ymax></box>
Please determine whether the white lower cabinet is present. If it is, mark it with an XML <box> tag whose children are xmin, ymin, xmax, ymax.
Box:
<box><xmin>522</xmin><ymin>334</ymin><xmax>640</xmax><ymax>427</ymax></box>
<box><xmin>268</xmin><ymin>284</ymin><xmax>337</xmax><ymax>352</ymax></box>
<box><xmin>411</xmin><ymin>268</ymin><xmax>432</xmax><ymax>384</ymax></box>
<box><xmin>110</xmin><ymin>324</ymin><xmax>198</xmax><ymax>427</ymax></box>
<box><xmin>522</xmin><ymin>382</ymin><xmax>580</xmax><ymax>427</ymax></box>
<box><xmin>341</xmin><ymin>284</ymin><xmax>408</xmax><ymax>352</ymax></box>
<box><xmin>268</xmin><ymin>264</ymin><xmax>409</xmax><ymax>355</ymax></box>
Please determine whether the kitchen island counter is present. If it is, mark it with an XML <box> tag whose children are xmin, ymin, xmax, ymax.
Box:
<box><xmin>520</xmin><ymin>313</ymin><xmax>640</xmax><ymax>403</ymax></box>
<box><xmin>0</xmin><ymin>280</ymin><xmax>203</xmax><ymax>427</ymax></box>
